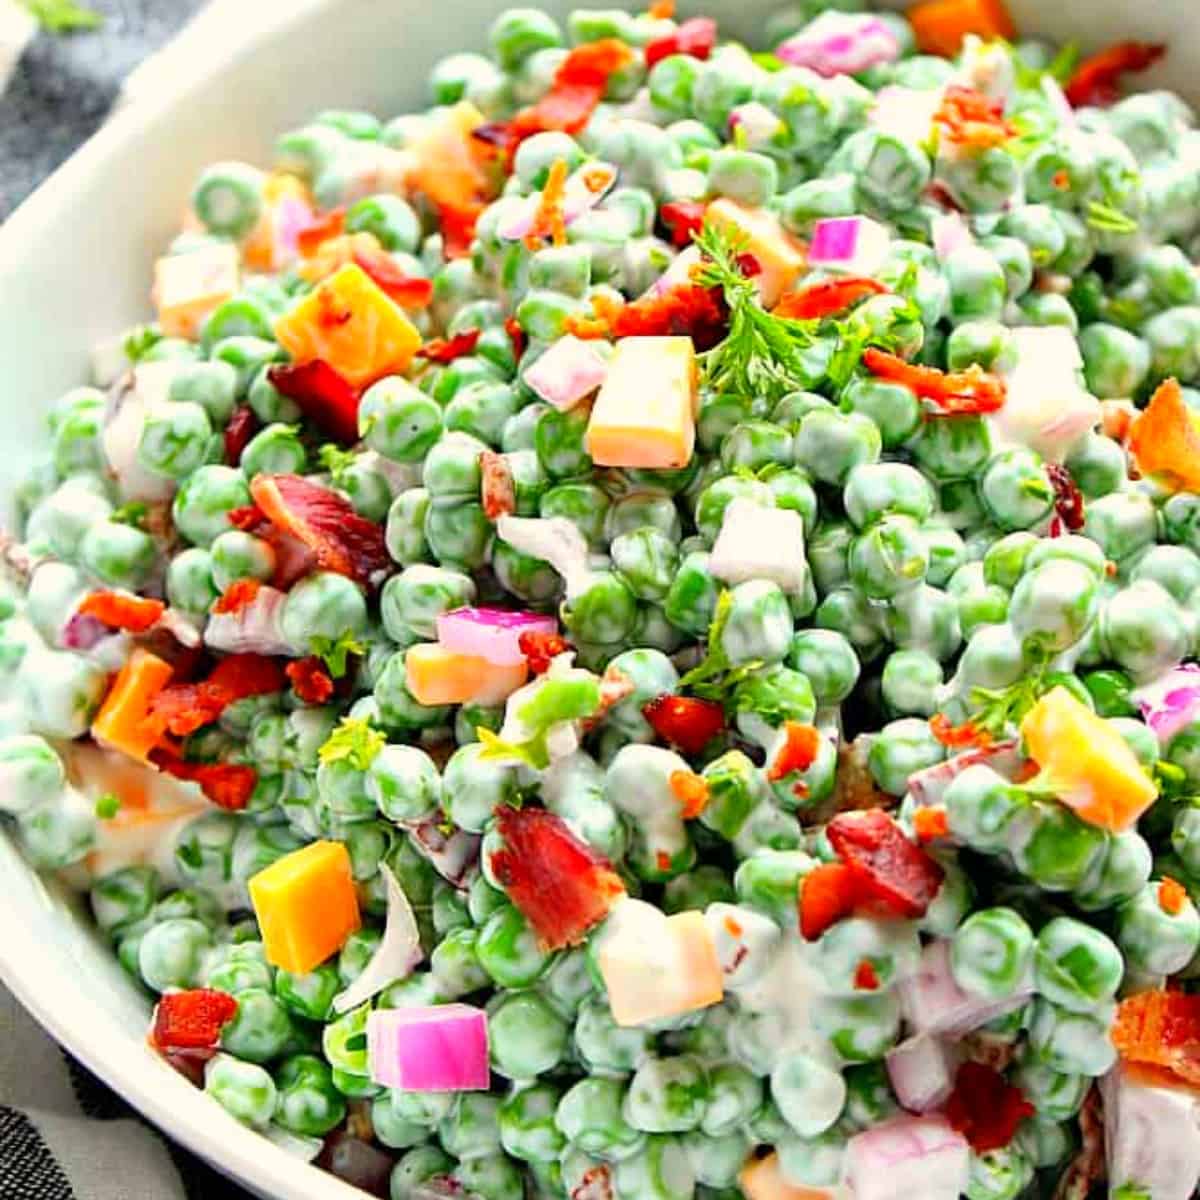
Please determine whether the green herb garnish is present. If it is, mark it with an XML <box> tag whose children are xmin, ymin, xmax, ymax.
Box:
<box><xmin>93</xmin><ymin>792</ymin><xmax>120</xmax><ymax>820</ymax></box>
<box><xmin>22</xmin><ymin>0</ymin><xmax>102</xmax><ymax>34</ymax></box>
<box><xmin>310</xmin><ymin>631</ymin><xmax>366</xmax><ymax>679</ymax></box>
<box><xmin>318</xmin><ymin>716</ymin><xmax>385</xmax><ymax>771</ymax></box>
<box><xmin>1086</xmin><ymin>200</ymin><xmax>1139</xmax><ymax>236</ymax></box>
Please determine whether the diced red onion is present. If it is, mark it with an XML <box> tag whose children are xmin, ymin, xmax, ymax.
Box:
<box><xmin>204</xmin><ymin>585</ymin><xmax>294</xmax><ymax>657</ymax></box>
<box><xmin>367</xmin><ymin>1003</ymin><xmax>489</xmax><ymax>1091</ymax></box>
<box><xmin>1134</xmin><ymin>665</ymin><xmax>1200</xmax><ymax>746</ymax></box>
<box><xmin>807</xmin><ymin>215</ymin><xmax>891</xmax><ymax>276</ymax></box>
<box><xmin>644</xmin><ymin>243</ymin><xmax>702</xmax><ymax>299</ymax></box>
<box><xmin>331</xmin><ymin>865</ymin><xmax>422</xmax><ymax>1015</ymax></box>
<box><xmin>931</xmin><ymin>212</ymin><xmax>973</xmax><ymax>263</ymax></box>
<box><xmin>61</xmin><ymin>612</ymin><xmax>110</xmax><ymax>651</ymax></box>
<box><xmin>869</xmin><ymin>85</ymin><xmax>945</xmax><ymax>146</ymax></box>
<box><xmin>899</xmin><ymin>939</ymin><xmax>1031</xmax><ymax>1037</ymax></box>
<box><xmin>103</xmin><ymin>367</ymin><xmax>178</xmax><ymax>503</ymax></box>
<box><xmin>728</xmin><ymin>101</ymin><xmax>785</xmax><ymax>149</ymax></box>
<box><xmin>523</xmin><ymin>336</ymin><xmax>609</xmax><ymax>413</ymax></box>
<box><xmin>497</xmin><ymin>161</ymin><xmax>618</xmax><ymax>242</ymax></box>
<box><xmin>846</xmin><ymin>1115</ymin><xmax>970</xmax><ymax>1200</ymax></box>
<box><xmin>907</xmin><ymin>740</ymin><xmax>1021</xmax><ymax>807</ymax></box>
<box><xmin>405</xmin><ymin>818</ymin><xmax>481</xmax><ymax>889</ymax></box>
<box><xmin>437</xmin><ymin>606</ymin><xmax>557</xmax><ymax>667</ymax></box>
<box><xmin>1101</xmin><ymin>1064</ymin><xmax>1200</xmax><ymax>1200</ymax></box>
<box><xmin>776</xmin><ymin>12</ymin><xmax>901</xmax><ymax>78</ymax></box>
<box><xmin>886</xmin><ymin>1035</ymin><xmax>958</xmax><ymax>1114</ymax></box>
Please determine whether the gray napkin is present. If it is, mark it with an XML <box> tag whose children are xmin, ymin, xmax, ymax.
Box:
<box><xmin>0</xmin><ymin>0</ymin><xmax>206</xmax><ymax>218</ymax></box>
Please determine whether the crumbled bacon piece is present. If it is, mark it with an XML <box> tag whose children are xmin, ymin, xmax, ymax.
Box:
<box><xmin>250</xmin><ymin>474</ymin><xmax>389</xmax><ymax>587</ymax></box>
<box><xmin>1065</xmin><ymin>42</ymin><xmax>1166</xmax><ymax>108</ymax></box>
<box><xmin>223</xmin><ymin>405</ymin><xmax>260</xmax><ymax>466</ymax></box>
<box><xmin>912</xmin><ymin>806</ymin><xmax>950</xmax><ymax>843</ymax></box>
<box><xmin>1159</xmin><ymin>876</ymin><xmax>1189</xmax><ymax>916</ymax></box>
<box><xmin>286</xmin><ymin>656</ymin><xmax>336</xmax><ymax>704</ymax></box>
<box><xmin>228</xmin><ymin>504</ymin><xmax>265</xmax><ymax>532</ymax></box>
<box><xmin>417</xmin><ymin>329</ymin><xmax>482</xmax><ymax>364</ymax></box>
<box><xmin>153</xmin><ymin>988</ymin><xmax>238</xmax><ymax>1050</ymax></box>
<box><xmin>524</xmin><ymin>157</ymin><xmax>570</xmax><ymax>250</ymax></box>
<box><xmin>489</xmin><ymin>805</ymin><xmax>625</xmax><ymax>949</ymax></box>
<box><xmin>78</xmin><ymin>590</ymin><xmax>165</xmax><ymax>633</ymax></box>
<box><xmin>151</xmin><ymin>753</ymin><xmax>258</xmax><ymax>810</ymax></box>
<box><xmin>669</xmin><ymin>770</ymin><xmax>709</xmax><ymax>819</ymax></box>
<box><xmin>945</xmin><ymin>1062</ymin><xmax>1035</xmax><ymax>1153</ymax></box>
<box><xmin>644</xmin><ymin>16</ymin><xmax>718</xmax><ymax>69</ymax></box>
<box><xmin>518</xmin><ymin>630</ymin><xmax>571</xmax><ymax>674</ymax></box>
<box><xmin>351</xmin><ymin>247</ymin><xmax>435</xmax><ymax>308</ymax></box>
<box><xmin>296</xmin><ymin>207</ymin><xmax>347</xmax><ymax>257</ymax></box>
<box><xmin>1111</xmin><ymin>990</ymin><xmax>1200</xmax><ymax>1087</ymax></box>
<box><xmin>480</xmin><ymin>449</ymin><xmax>516</xmax><ymax>522</ymax></box>
<box><xmin>864</xmin><ymin>348</ymin><xmax>1005</xmax><ymax>414</ymax></box>
<box><xmin>267</xmin><ymin>360</ymin><xmax>360</xmax><ymax>446</ymax></box>
<box><xmin>504</xmin><ymin>316</ymin><xmax>527</xmax><ymax>363</ymax></box>
<box><xmin>499</xmin><ymin>39</ymin><xmax>636</xmax><ymax>154</ymax></box>
<box><xmin>929</xmin><ymin>712</ymin><xmax>993</xmax><ymax>749</ymax></box>
<box><xmin>150</xmin><ymin>653</ymin><xmax>285</xmax><ymax>736</ymax></box>
<box><xmin>1128</xmin><ymin>378</ymin><xmax>1200</xmax><ymax>494</ymax></box>
<box><xmin>435</xmin><ymin>200</ymin><xmax>483</xmax><ymax>260</ymax></box>
<box><xmin>799</xmin><ymin>861</ymin><xmax>861</xmax><ymax>941</ymax></box>
<box><xmin>212</xmin><ymin>578</ymin><xmax>262</xmax><ymax>616</ymax></box>
<box><xmin>854</xmin><ymin>959</ymin><xmax>880</xmax><ymax>990</ymax></box>
<box><xmin>827</xmin><ymin>808</ymin><xmax>945</xmax><ymax>919</ymax></box>
<box><xmin>1046</xmin><ymin>463</ymin><xmax>1086</xmax><ymax>531</ymax></box>
<box><xmin>766</xmin><ymin>722</ymin><xmax>821</xmax><ymax>783</ymax></box>
<box><xmin>571</xmin><ymin>1164</ymin><xmax>615</xmax><ymax>1200</ymax></box>
<box><xmin>578</xmin><ymin>282</ymin><xmax>726</xmax><ymax>349</ymax></box>
<box><xmin>642</xmin><ymin>694</ymin><xmax>726</xmax><ymax>754</ymax></box>
<box><xmin>774</xmin><ymin>278</ymin><xmax>888</xmax><ymax>321</ymax></box>
<box><xmin>933</xmin><ymin>86</ymin><xmax>1019</xmax><ymax>150</ymax></box>
<box><xmin>659</xmin><ymin>199</ymin><xmax>707</xmax><ymax>248</ymax></box>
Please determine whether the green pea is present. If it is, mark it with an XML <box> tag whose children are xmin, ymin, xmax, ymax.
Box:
<box><xmin>172</xmin><ymin>464</ymin><xmax>252</xmax><ymax>547</ymax></box>
<box><xmin>477</xmin><ymin>904</ymin><xmax>555</xmax><ymax>988</ymax></box>
<box><xmin>978</xmin><ymin>449</ymin><xmax>1054</xmax><ymax>532</ymax></box>
<box><xmin>204</xmin><ymin>1053</ymin><xmax>276</xmax><ymax>1129</ymax></box>
<box><xmin>78</xmin><ymin>521</ymin><xmax>157</xmax><ymax>591</ymax></box>
<box><xmin>489</xmin><ymin>990</ymin><xmax>570</xmax><ymax>1079</ymax></box>
<box><xmin>1032</xmin><ymin>917</ymin><xmax>1123</xmax><ymax>1012</ymax></box>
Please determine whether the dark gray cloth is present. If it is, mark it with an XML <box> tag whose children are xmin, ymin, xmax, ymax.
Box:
<box><xmin>0</xmin><ymin>0</ymin><xmax>206</xmax><ymax>218</ymax></box>
<box><xmin>2</xmin><ymin>14</ymin><xmax>256</xmax><ymax>1194</ymax></box>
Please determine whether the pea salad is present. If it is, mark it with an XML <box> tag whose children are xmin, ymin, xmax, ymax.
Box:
<box><xmin>5</xmin><ymin>1</ymin><xmax>1200</xmax><ymax>1197</ymax></box>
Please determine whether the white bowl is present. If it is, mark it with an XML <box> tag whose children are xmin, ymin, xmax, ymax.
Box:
<box><xmin>0</xmin><ymin>1</ymin><xmax>1193</xmax><ymax>1197</ymax></box>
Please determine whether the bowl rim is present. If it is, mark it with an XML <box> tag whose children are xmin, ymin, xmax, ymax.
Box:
<box><xmin>0</xmin><ymin>5</ymin><xmax>385</xmax><ymax>1193</ymax></box>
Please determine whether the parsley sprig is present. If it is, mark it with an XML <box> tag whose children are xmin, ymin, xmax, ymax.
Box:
<box><xmin>1086</xmin><ymin>200</ymin><xmax>1139</xmax><ymax>236</ymax></box>
<box><xmin>311</xmin><ymin>631</ymin><xmax>365</xmax><ymax>678</ymax></box>
<box><xmin>318</xmin><ymin>443</ymin><xmax>359</xmax><ymax>490</ymax></box>
<box><xmin>678</xmin><ymin>590</ymin><xmax>765</xmax><ymax>708</ymax></box>
<box><xmin>123</xmin><ymin>325</ymin><xmax>163</xmax><ymax>364</ymax></box>
<box><xmin>23</xmin><ymin>0</ymin><xmax>102</xmax><ymax>33</ymax></box>
<box><xmin>692</xmin><ymin>222</ymin><xmax>820</xmax><ymax>402</ymax></box>
<box><xmin>968</xmin><ymin>655</ymin><xmax>1054</xmax><ymax>738</ymax></box>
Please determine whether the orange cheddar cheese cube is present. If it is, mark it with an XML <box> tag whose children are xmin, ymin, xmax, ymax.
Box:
<box><xmin>585</xmin><ymin>336</ymin><xmax>697</xmax><ymax>469</ymax></box>
<box><xmin>740</xmin><ymin>1153</ymin><xmax>843</xmax><ymax>1200</ymax></box>
<box><xmin>242</xmin><ymin>172</ymin><xmax>314</xmax><ymax>273</ymax></box>
<box><xmin>597</xmin><ymin>899</ymin><xmax>723</xmax><ymax>1027</ymax></box>
<box><xmin>90</xmin><ymin>649</ymin><xmax>174</xmax><ymax>763</ymax></box>
<box><xmin>405</xmin><ymin>643</ymin><xmax>529</xmax><ymax>707</ymax></box>
<box><xmin>408</xmin><ymin>101</ymin><xmax>490</xmax><ymax>211</ymax></box>
<box><xmin>1021</xmin><ymin>686</ymin><xmax>1158</xmax><ymax>833</ymax></box>
<box><xmin>705</xmin><ymin>198</ymin><xmax>806</xmax><ymax>307</ymax></box>
<box><xmin>908</xmin><ymin>0</ymin><xmax>1015</xmax><ymax>58</ymax></box>
<box><xmin>273</xmin><ymin>262</ymin><xmax>421</xmax><ymax>390</ymax></box>
<box><xmin>249</xmin><ymin>840</ymin><xmax>361</xmax><ymax>974</ymax></box>
<box><xmin>152</xmin><ymin>242</ymin><xmax>240</xmax><ymax>340</ymax></box>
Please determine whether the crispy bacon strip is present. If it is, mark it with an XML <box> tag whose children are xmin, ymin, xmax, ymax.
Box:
<box><xmin>863</xmin><ymin>348</ymin><xmax>1005</xmax><ymax>414</ymax></box>
<box><xmin>1065</xmin><ymin>42</ymin><xmax>1166</xmax><ymax>108</ymax></box>
<box><xmin>250</xmin><ymin>474</ymin><xmax>390</xmax><ymax>587</ymax></box>
<box><xmin>78</xmin><ymin>590</ymin><xmax>165</xmax><ymax>633</ymax></box>
<box><xmin>774</xmin><ymin>278</ymin><xmax>888</xmax><ymax>320</ymax></box>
